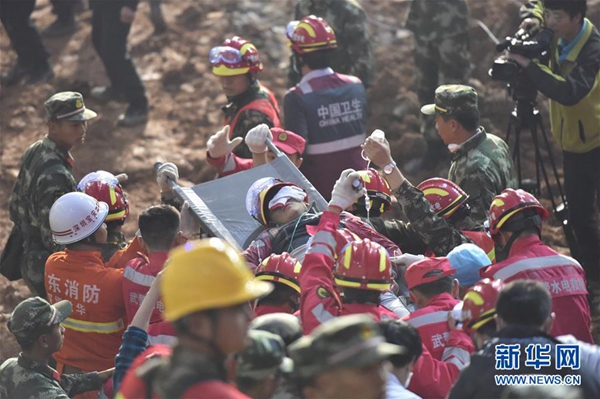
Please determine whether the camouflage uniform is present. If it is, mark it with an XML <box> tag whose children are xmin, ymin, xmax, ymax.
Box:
<box><xmin>1</xmin><ymin>297</ymin><xmax>102</xmax><ymax>399</ymax></box>
<box><xmin>8</xmin><ymin>92</ymin><xmax>96</xmax><ymax>297</ymax></box>
<box><xmin>369</xmin><ymin>180</ymin><xmax>480</xmax><ymax>256</ymax></box>
<box><xmin>422</xmin><ymin>85</ymin><xmax>518</xmax><ymax>224</ymax></box>
<box><xmin>288</xmin><ymin>0</ymin><xmax>375</xmax><ymax>88</ymax></box>
<box><xmin>407</xmin><ymin>0</ymin><xmax>471</xmax><ymax>147</ymax></box>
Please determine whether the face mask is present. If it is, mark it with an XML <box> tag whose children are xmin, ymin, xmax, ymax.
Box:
<box><xmin>404</xmin><ymin>371</ymin><xmax>414</xmax><ymax>387</ymax></box>
<box><xmin>448</xmin><ymin>143</ymin><xmax>461</xmax><ymax>153</ymax></box>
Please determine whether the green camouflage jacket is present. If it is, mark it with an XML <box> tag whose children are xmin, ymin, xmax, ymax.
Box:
<box><xmin>0</xmin><ymin>354</ymin><xmax>101</xmax><ymax>399</ymax></box>
<box><xmin>9</xmin><ymin>137</ymin><xmax>77</xmax><ymax>252</ymax></box>
<box><xmin>448</xmin><ymin>128</ymin><xmax>517</xmax><ymax>224</ymax></box>
<box><xmin>289</xmin><ymin>0</ymin><xmax>375</xmax><ymax>87</ymax></box>
<box><xmin>406</xmin><ymin>0</ymin><xmax>470</xmax><ymax>41</ymax></box>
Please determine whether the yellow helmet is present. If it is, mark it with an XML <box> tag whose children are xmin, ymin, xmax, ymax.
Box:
<box><xmin>162</xmin><ymin>238</ymin><xmax>273</xmax><ymax>321</ymax></box>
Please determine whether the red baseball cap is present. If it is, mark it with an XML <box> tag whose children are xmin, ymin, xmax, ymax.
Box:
<box><xmin>405</xmin><ymin>257</ymin><xmax>456</xmax><ymax>290</ymax></box>
<box><xmin>272</xmin><ymin>128</ymin><xmax>306</xmax><ymax>156</ymax></box>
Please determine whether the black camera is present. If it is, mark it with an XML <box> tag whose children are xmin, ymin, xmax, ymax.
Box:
<box><xmin>489</xmin><ymin>27</ymin><xmax>554</xmax><ymax>82</ymax></box>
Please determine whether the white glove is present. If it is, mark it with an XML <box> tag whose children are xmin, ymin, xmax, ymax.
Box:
<box><xmin>245</xmin><ymin>123</ymin><xmax>272</xmax><ymax>154</ymax></box>
<box><xmin>390</xmin><ymin>253</ymin><xmax>425</xmax><ymax>268</ymax></box>
<box><xmin>329</xmin><ymin>169</ymin><xmax>366</xmax><ymax>211</ymax></box>
<box><xmin>180</xmin><ymin>201</ymin><xmax>199</xmax><ymax>239</ymax></box>
<box><xmin>207</xmin><ymin>125</ymin><xmax>243</xmax><ymax>159</ymax></box>
<box><xmin>156</xmin><ymin>162</ymin><xmax>179</xmax><ymax>190</ymax></box>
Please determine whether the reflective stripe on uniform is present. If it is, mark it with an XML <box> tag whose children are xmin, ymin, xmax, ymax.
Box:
<box><xmin>442</xmin><ymin>346</ymin><xmax>471</xmax><ymax>370</ymax></box>
<box><xmin>492</xmin><ymin>254</ymin><xmax>582</xmax><ymax>281</ymax></box>
<box><xmin>311</xmin><ymin>302</ymin><xmax>335</xmax><ymax>324</ymax></box>
<box><xmin>405</xmin><ymin>310</ymin><xmax>449</xmax><ymax>329</ymax></box>
<box><xmin>306</xmin><ymin>133</ymin><xmax>366</xmax><ymax>155</ymax></box>
<box><xmin>124</xmin><ymin>266</ymin><xmax>155</xmax><ymax>287</ymax></box>
<box><xmin>62</xmin><ymin>317</ymin><xmax>124</xmax><ymax>334</ymax></box>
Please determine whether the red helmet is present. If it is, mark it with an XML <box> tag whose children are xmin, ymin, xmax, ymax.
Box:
<box><xmin>355</xmin><ymin>169</ymin><xmax>392</xmax><ymax>214</ymax></box>
<box><xmin>255</xmin><ymin>253</ymin><xmax>302</xmax><ymax>293</ymax></box>
<box><xmin>333</xmin><ymin>228</ymin><xmax>360</xmax><ymax>258</ymax></box>
<box><xmin>210</xmin><ymin>36</ymin><xmax>263</xmax><ymax>77</ymax></box>
<box><xmin>78</xmin><ymin>172</ymin><xmax>129</xmax><ymax>223</ymax></box>
<box><xmin>487</xmin><ymin>189</ymin><xmax>549</xmax><ymax>236</ymax></box>
<box><xmin>286</xmin><ymin>15</ymin><xmax>337</xmax><ymax>55</ymax></box>
<box><xmin>246</xmin><ymin>177</ymin><xmax>308</xmax><ymax>226</ymax></box>
<box><xmin>334</xmin><ymin>239</ymin><xmax>391</xmax><ymax>292</ymax></box>
<box><xmin>462</xmin><ymin>278</ymin><xmax>505</xmax><ymax>335</ymax></box>
<box><xmin>417</xmin><ymin>178</ymin><xmax>469</xmax><ymax>219</ymax></box>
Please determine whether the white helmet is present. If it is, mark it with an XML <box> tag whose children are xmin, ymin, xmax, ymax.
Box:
<box><xmin>50</xmin><ymin>192</ymin><xmax>109</xmax><ymax>245</ymax></box>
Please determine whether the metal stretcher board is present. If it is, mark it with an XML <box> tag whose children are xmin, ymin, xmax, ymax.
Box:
<box><xmin>170</xmin><ymin>151</ymin><xmax>327</xmax><ymax>251</ymax></box>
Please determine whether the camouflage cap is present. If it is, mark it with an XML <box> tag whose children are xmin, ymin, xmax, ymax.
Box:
<box><xmin>288</xmin><ymin>314</ymin><xmax>405</xmax><ymax>379</ymax></box>
<box><xmin>236</xmin><ymin>329</ymin><xmax>293</xmax><ymax>380</ymax></box>
<box><xmin>421</xmin><ymin>85</ymin><xmax>478</xmax><ymax>117</ymax></box>
<box><xmin>45</xmin><ymin>91</ymin><xmax>97</xmax><ymax>121</ymax></box>
<box><xmin>7</xmin><ymin>297</ymin><xmax>72</xmax><ymax>341</ymax></box>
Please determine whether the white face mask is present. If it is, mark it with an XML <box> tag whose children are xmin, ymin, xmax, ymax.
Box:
<box><xmin>447</xmin><ymin>143</ymin><xmax>461</xmax><ymax>153</ymax></box>
<box><xmin>404</xmin><ymin>371</ymin><xmax>414</xmax><ymax>387</ymax></box>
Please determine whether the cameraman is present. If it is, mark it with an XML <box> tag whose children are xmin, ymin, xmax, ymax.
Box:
<box><xmin>508</xmin><ymin>0</ymin><xmax>600</xmax><ymax>294</ymax></box>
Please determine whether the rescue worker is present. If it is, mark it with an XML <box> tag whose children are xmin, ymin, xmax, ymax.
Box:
<box><xmin>116</xmin><ymin>238</ymin><xmax>273</xmax><ymax>398</ymax></box>
<box><xmin>347</xmin><ymin>168</ymin><xmax>393</xmax><ymax>219</ymax></box>
<box><xmin>0</xmin><ymin>0</ymin><xmax>53</xmax><ymax>85</ymax></box>
<box><xmin>254</xmin><ymin>253</ymin><xmax>302</xmax><ymax>317</ymax></box>
<box><xmin>89</xmin><ymin>0</ymin><xmax>149</xmax><ymax>126</ymax></box>
<box><xmin>234</xmin><ymin>330</ymin><xmax>293</xmax><ymax>399</ymax></box>
<box><xmin>284</xmin><ymin>15</ymin><xmax>367</xmax><ymax>199</ymax></box>
<box><xmin>209</xmin><ymin>36</ymin><xmax>281</xmax><ymax>160</ymax></box>
<box><xmin>288</xmin><ymin>0</ymin><xmax>375</xmax><ymax>88</ymax></box>
<box><xmin>44</xmin><ymin>192</ymin><xmax>132</xmax><ymax>399</ymax></box>
<box><xmin>403</xmin><ymin>257</ymin><xmax>474</xmax><ymax>362</ymax></box>
<box><xmin>419</xmin><ymin>85</ymin><xmax>518</xmax><ymax>223</ymax></box>
<box><xmin>481</xmin><ymin>188</ymin><xmax>594</xmax><ymax>343</ymax></box>
<box><xmin>447</xmin><ymin>243</ymin><xmax>492</xmax><ymax>298</ymax></box>
<box><xmin>289</xmin><ymin>314</ymin><xmax>404</xmax><ymax>399</ymax></box>
<box><xmin>7</xmin><ymin>92</ymin><xmax>97</xmax><ymax>297</ymax></box>
<box><xmin>449</xmin><ymin>280</ymin><xmax>600</xmax><ymax>399</ymax></box>
<box><xmin>78</xmin><ymin>171</ymin><xmax>130</xmax><ymax>262</ymax></box>
<box><xmin>362</xmin><ymin>133</ymin><xmax>495</xmax><ymax>258</ymax></box>
<box><xmin>0</xmin><ymin>297</ymin><xmax>113</xmax><ymax>398</ymax></box>
<box><xmin>405</xmin><ymin>0</ymin><xmax>471</xmax><ymax>170</ymax></box>
<box><xmin>459</xmin><ymin>278</ymin><xmax>505</xmax><ymax>350</ymax></box>
<box><xmin>299</xmin><ymin>169</ymin><xmax>400</xmax><ymax>335</ymax></box>
<box><xmin>242</xmin><ymin>176</ymin><xmax>401</xmax><ymax>270</ymax></box>
<box><xmin>122</xmin><ymin>204</ymin><xmax>195</xmax><ymax>346</ymax></box>
<box><xmin>206</xmin><ymin>124</ymin><xmax>305</xmax><ymax>177</ymax></box>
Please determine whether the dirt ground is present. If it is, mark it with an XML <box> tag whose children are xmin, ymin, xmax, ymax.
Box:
<box><xmin>1</xmin><ymin>0</ymin><xmax>599</xmax><ymax>362</ymax></box>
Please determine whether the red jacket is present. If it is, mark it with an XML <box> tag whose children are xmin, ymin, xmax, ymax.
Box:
<box><xmin>253</xmin><ymin>304</ymin><xmax>292</xmax><ymax>318</ymax></box>
<box><xmin>122</xmin><ymin>252</ymin><xmax>176</xmax><ymax>346</ymax></box>
<box><xmin>299</xmin><ymin>211</ymin><xmax>397</xmax><ymax>334</ymax></box>
<box><xmin>408</xmin><ymin>342</ymin><xmax>462</xmax><ymax>399</ymax></box>
<box><xmin>403</xmin><ymin>293</ymin><xmax>474</xmax><ymax>361</ymax></box>
<box><xmin>481</xmin><ymin>235</ymin><xmax>593</xmax><ymax>343</ymax></box>
<box><xmin>206</xmin><ymin>152</ymin><xmax>253</xmax><ymax>178</ymax></box>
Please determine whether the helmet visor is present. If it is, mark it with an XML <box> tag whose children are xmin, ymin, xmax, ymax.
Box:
<box><xmin>209</xmin><ymin>46</ymin><xmax>243</xmax><ymax>65</ymax></box>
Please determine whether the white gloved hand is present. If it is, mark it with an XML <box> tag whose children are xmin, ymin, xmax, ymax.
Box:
<box><xmin>156</xmin><ymin>162</ymin><xmax>179</xmax><ymax>191</ymax></box>
<box><xmin>329</xmin><ymin>169</ymin><xmax>366</xmax><ymax>211</ymax></box>
<box><xmin>245</xmin><ymin>123</ymin><xmax>272</xmax><ymax>154</ymax></box>
<box><xmin>180</xmin><ymin>201</ymin><xmax>200</xmax><ymax>239</ymax></box>
<box><xmin>390</xmin><ymin>253</ymin><xmax>425</xmax><ymax>268</ymax></box>
<box><xmin>207</xmin><ymin>125</ymin><xmax>243</xmax><ymax>159</ymax></box>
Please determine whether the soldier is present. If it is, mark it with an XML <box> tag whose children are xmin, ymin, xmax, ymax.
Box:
<box><xmin>234</xmin><ymin>330</ymin><xmax>294</xmax><ymax>399</ymax></box>
<box><xmin>209</xmin><ymin>36</ymin><xmax>281</xmax><ymax>160</ymax></box>
<box><xmin>288</xmin><ymin>0</ymin><xmax>375</xmax><ymax>88</ymax></box>
<box><xmin>89</xmin><ymin>0</ymin><xmax>149</xmax><ymax>126</ymax></box>
<box><xmin>289</xmin><ymin>314</ymin><xmax>404</xmax><ymax>399</ymax></box>
<box><xmin>0</xmin><ymin>0</ymin><xmax>53</xmax><ymax>86</ymax></box>
<box><xmin>0</xmin><ymin>297</ymin><xmax>113</xmax><ymax>398</ymax></box>
<box><xmin>8</xmin><ymin>92</ymin><xmax>97</xmax><ymax>297</ymax></box>
<box><xmin>406</xmin><ymin>0</ymin><xmax>471</xmax><ymax>169</ymax></box>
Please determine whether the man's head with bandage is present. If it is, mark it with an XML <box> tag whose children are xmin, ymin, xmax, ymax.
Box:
<box><xmin>246</xmin><ymin>178</ymin><xmax>310</xmax><ymax>226</ymax></box>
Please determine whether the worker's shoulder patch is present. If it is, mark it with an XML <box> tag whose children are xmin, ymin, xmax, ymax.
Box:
<box><xmin>316</xmin><ymin>286</ymin><xmax>331</xmax><ymax>299</ymax></box>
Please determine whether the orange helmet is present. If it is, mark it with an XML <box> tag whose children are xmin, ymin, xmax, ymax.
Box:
<box><xmin>255</xmin><ymin>253</ymin><xmax>302</xmax><ymax>293</ymax></box>
<box><xmin>334</xmin><ymin>239</ymin><xmax>391</xmax><ymax>292</ymax></box>
<box><xmin>462</xmin><ymin>278</ymin><xmax>505</xmax><ymax>335</ymax></box>
<box><xmin>78</xmin><ymin>171</ymin><xmax>129</xmax><ymax>223</ymax></box>
<box><xmin>355</xmin><ymin>169</ymin><xmax>392</xmax><ymax>215</ymax></box>
<box><xmin>487</xmin><ymin>189</ymin><xmax>549</xmax><ymax>236</ymax></box>
<box><xmin>246</xmin><ymin>177</ymin><xmax>308</xmax><ymax>226</ymax></box>
<box><xmin>210</xmin><ymin>36</ymin><xmax>263</xmax><ymax>77</ymax></box>
<box><xmin>286</xmin><ymin>15</ymin><xmax>337</xmax><ymax>55</ymax></box>
<box><xmin>417</xmin><ymin>178</ymin><xmax>469</xmax><ymax>219</ymax></box>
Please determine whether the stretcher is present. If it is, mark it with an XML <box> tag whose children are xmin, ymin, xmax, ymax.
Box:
<box><xmin>158</xmin><ymin>140</ymin><xmax>328</xmax><ymax>251</ymax></box>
